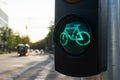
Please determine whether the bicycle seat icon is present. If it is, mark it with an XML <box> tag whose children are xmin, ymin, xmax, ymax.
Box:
<box><xmin>60</xmin><ymin>23</ymin><xmax>91</xmax><ymax>46</ymax></box>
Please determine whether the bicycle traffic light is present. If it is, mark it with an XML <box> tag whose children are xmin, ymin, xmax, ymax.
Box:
<box><xmin>54</xmin><ymin>0</ymin><xmax>107</xmax><ymax>77</ymax></box>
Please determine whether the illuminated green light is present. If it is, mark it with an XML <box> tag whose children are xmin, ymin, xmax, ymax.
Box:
<box><xmin>57</xmin><ymin>17</ymin><xmax>92</xmax><ymax>56</ymax></box>
<box><xmin>60</xmin><ymin>23</ymin><xmax>91</xmax><ymax>47</ymax></box>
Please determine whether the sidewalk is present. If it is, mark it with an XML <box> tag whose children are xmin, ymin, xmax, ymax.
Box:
<box><xmin>0</xmin><ymin>52</ymin><xmax>17</xmax><ymax>56</ymax></box>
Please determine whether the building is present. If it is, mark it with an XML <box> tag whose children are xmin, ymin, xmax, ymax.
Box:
<box><xmin>0</xmin><ymin>8</ymin><xmax>8</xmax><ymax>51</ymax></box>
<box><xmin>0</xmin><ymin>8</ymin><xmax>8</xmax><ymax>27</ymax></box>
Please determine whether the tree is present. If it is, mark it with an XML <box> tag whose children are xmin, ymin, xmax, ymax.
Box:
<box><xmin>21</xmin><ymin>35</ymin><xmax>30</xmax><ymax>44</ymax></box>
<box><xmin>7</xmin><ymin>28</ymin><xmax>16</xmax><ymax>49</ymax></box>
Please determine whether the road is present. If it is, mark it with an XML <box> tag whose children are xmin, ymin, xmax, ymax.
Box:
<box><xmin>0</xmin><ymin>51</ymin><xmax>82</xmax><ymax>80</ymax></box>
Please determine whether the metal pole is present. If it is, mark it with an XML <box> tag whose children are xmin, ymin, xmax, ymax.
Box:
<box><xmin>107</xmin><ymin>0</ymin><xmax>120</xmax><ymax>80</ymax></box>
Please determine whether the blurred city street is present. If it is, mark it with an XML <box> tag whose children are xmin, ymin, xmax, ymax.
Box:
<box><xmin>0</xmin><ymin>51</ymin><xmax>82</xmax><ymax>80</ymax></box>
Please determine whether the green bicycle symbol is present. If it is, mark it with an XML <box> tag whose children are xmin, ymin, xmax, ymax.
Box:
<box><xmin>60</xmin><ymin>24</ymin><xmax>91</xmax><ymax>46</ymax></box>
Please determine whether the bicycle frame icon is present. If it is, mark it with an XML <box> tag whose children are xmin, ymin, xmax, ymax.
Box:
<box><xmin>60</xmin><ymin>24</ymin><xmax>91</xmax><ymax>46</ymax></box>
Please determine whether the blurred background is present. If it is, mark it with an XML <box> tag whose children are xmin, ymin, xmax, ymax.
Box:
<box><xmin>0</xmin><ymin>0</ymin><xmax>55</xmax><ymax>53</ymax></box>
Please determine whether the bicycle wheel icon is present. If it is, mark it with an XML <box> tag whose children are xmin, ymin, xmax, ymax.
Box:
<box><xmin>60</xmin><ymin>32</ymin><xmax>68</xmax><ymax>46</ymax></box>
<box><xmin>75</xmin><ymin>31</ymin><xmax>90</xmax><ymax>46</ymax></box>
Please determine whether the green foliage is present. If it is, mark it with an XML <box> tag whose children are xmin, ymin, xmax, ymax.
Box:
<box><xmin>7</xmin><ymin>28</ymin><xmax>16</xmax><ymax>48</ymax></box>
<box><xmin>30</xmin><ymin>39</ymin><xmax>46</xmax><ymax>49</ymax></box>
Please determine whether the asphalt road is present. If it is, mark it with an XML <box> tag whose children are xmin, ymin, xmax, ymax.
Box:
<box><xmin>0</xmin><ymin>51</ymin><xmax>51</xmax><ymax>80</ymax></box>
<box><xmin>0</xmin><ymin>51</ymin><xmax>96</xmax><ymax>80</ymax></box>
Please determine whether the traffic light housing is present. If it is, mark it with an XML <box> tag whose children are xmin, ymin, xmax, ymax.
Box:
<box><xmin>54</xmin><ymin>0</ymin><xmax>107</xmax><ymax>77</ymax></box>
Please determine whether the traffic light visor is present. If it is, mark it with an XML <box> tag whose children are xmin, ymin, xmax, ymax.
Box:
<box><xmin>65</xmin><ymin>0</ymin><xmax>80</xmax><ymax>3</ymax></box>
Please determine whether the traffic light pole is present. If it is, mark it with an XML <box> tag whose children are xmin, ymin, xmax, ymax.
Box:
<box><xmin>107</xmin><ymin>0</ymin><xmax>120</xmax><ymax>80</ymax></box>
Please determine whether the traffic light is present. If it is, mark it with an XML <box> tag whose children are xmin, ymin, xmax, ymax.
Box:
<box><xmin>54</xmin><ymin>0</ymin><xmax>107</xmax><ymax>77</ymax></box>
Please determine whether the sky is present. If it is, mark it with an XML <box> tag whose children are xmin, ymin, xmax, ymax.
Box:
<box><xmin>0</xmin><ymin>0</ymin><xmax>55</xmax><ymax>43</ymax></box>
